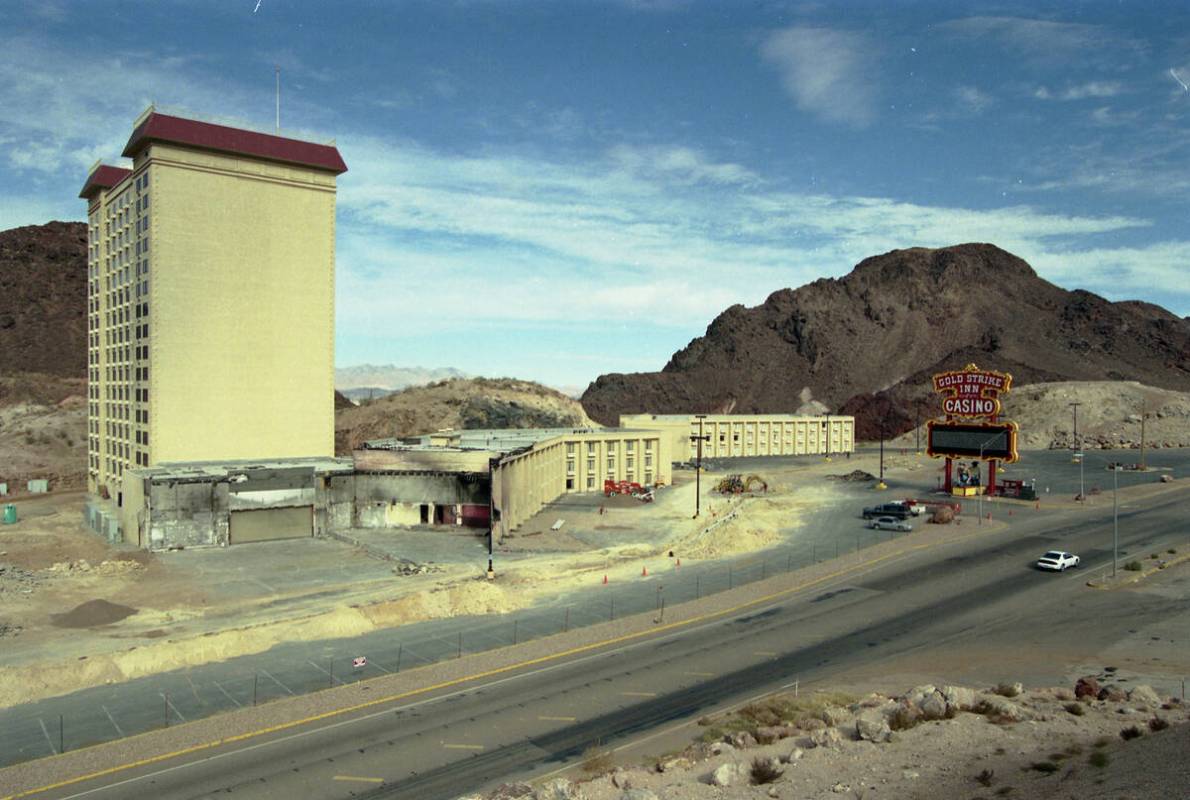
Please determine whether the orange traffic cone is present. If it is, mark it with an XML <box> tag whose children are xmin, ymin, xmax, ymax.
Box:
<box><xmin>641</xmin><ymin>566</ymin><xmax>648</xmax><ymax>577</ymax></box>
<box><xmin>602</xmin><ymin>574</ymin><xmax>608</xmax><ymax>585</ymax></box>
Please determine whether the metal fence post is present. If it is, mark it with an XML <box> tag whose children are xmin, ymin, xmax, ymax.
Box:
<box><xmin>164</xmin><ymin>692</ymin><xmax>169</xmax><ymax>728</ymax></box>
<box><xmin>728</xmin><ymin>566</ymin><xmax>733</xmax><ymax>589</ymax></box>
<box><xmin>457</xmin><ymin>632</ymin><xmax>463</xmax><ymax>658</ymax></box>
<box><xmin>396</xmin><ymin>643</ymin><xmax>403</xmax><ymax>673</ymax></box>
<box><xmin>253</xmin><ymin>673</ymin><xmax>258</xmax><ymax>706</ymax></box>
<box><xmin>329</xmin><ymin>658</ymin><xmax>334</xmax><ymax>688</ymax></box>
<box><xmin>786</xmin><ymin>553</ymin><xmax>792</xmax><ymax>571</ymax></box>
<box><xmin>696</xmin><ymin>575</ymin><xmax>700</xmax><ymax>599</ymax></box>
<box><xmin>513</xmin><ymin>619</ymin><xmax>518</xmax><ymax>645</ymax></box>
<box><xmin>610</xmin><ymin>596</ymin><xmax>615</xmax><ymax>621</ymax></box>
<box><xmin>59</xmin><ymin>714</ymin><xmax>64</xmax><ymax>754</ymax></box>
<box><xmin>564</xmin><ymin>608</ymin><xmax>570</xmax><ymax>632</ymax></box>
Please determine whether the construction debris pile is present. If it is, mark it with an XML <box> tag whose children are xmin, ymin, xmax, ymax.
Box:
<box><xmin>715</xmin><ymin>474</ymin><xmax>768</xmax><ymax>494</ymax></box>
<box><xmin>0</xmin><ymin>562</ymin><xmax>45</xmax><ymax>597</ymax></box>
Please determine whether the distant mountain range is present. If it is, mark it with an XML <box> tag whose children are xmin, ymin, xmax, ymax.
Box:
<box><xmin>334</xmin><ymin>365</ymin><xmax>469</xmax><ymax>400</ymax></box>
<box><xmin>580</xmin><ymin>243</ymin><xmax>1190</xmax><ymax>439</ymax></box>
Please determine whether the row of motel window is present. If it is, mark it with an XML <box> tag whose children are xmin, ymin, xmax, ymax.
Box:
<box><xmin>696</xmin><ymin>425</ymin><xmax>846</xmax><ymax>447</ymax></box>
<box><xmin>563</xmin><ymin>441</ymin><xmax>656</xmax><ymax>490</ymax></box>
<box><xmin>87</xmin><ymin>172</ymin><xmax>152</xmax><ymax>480</ymax></box>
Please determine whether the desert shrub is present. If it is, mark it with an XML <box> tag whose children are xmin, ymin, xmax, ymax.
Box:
<box><xmin>1168</xmin><ymin>548</ymin><xmax>1177</xmax><ymax>555</ymax></box>
<box><xmin>1064</xmin><ymin>702</ymin><xmax>1086</xmax><ymax>716</ymax></box>
<box><xmin>1065</xmin><ymin>744</ymin><xmax>1084</xmax><ymax>756</ymax></box>
<box><xmin>1119</xmin><ymin>726</ymin><xmax>1142</xmax><ymax>741</ymax></box>
<box><xmin>995</xmin><ymin>787</ymin><xmax>1014</xmax><ymax>797</ymax></box>
<box><xmin>580</xmin><ymin>747</ymin><xmax>613</xmax><ymax>776</ymax></box>
<box><xmin>1148</xmin><ymin>716</ymin><xmax>1169</xmax><ymax>732</ymax></box>
<box><xmin>750</xmin><ymin>757</ymin><xmax>783</xmax><ymax>785</ymax></box>
<box><xmin>1150</xmin><ymin>553</ymin><xmax>1160</xmax><ymax>560</ymax></box>
<box><xmin>1088</xmin><ymin>751</ymin><xmax>1109</xmax><ymax>769</ymax></box>
<box><xmin>1025</xmin><ymin>761</ymin><xmax>1060</xmax><ymax>774</ymax></box>
<box><xmin>740</xmin><ymin>702</ymin><xmax>782</xmax><ymax>727</ymax></box>
<box><xmin>975</xmin><ymin>768</ymin><xmax>996</xmax><ymax>786</ymax></box>
<box><xmin>1093</xmin><ymin>736</ymin><xmax>1111</xmax><ymax>749</ymax></box>
<box><xmin>994</xmin><ymin>683</ymin><xmax>1022</xmax><ymax>698</ymax></box>
<box><xmin>1123</xmin><ymin>561</ymin><xmax>1143</xmax><ymax>571</ymax></box>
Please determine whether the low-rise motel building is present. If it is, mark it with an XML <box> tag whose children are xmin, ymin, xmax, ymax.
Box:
<box><xmin>620</xmin><ymin>413</ymin><xmax>855</xmax><ymax>462</ymax></box>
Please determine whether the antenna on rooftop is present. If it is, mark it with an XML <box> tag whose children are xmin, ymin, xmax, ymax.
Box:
<box><xmin>275</xmin><ymin>65</ymin><xmax>281</xmax><ymax>133</ymax></box>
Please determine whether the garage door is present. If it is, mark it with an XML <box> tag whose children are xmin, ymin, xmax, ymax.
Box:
<box><xmin>229</xmin><ymin>506</ymin><xmax>312</xmax><ymax>544</ymax></box>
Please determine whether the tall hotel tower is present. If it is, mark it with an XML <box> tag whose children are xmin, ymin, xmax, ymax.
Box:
<box><xmin>79</xmin><ymin>108</ymin><xmax>347</xmax><ymax>507</ymax></box>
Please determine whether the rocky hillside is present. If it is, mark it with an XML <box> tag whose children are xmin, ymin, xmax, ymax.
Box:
<box><xmin>0</xmin><ymin>222</ymin><xmax>87</xmax><ymax>377</ymax></box>
<box><xmin>335</xmin><ymin>364</ymin><xmax>468</xmax><ymax>402</ymax></box>
<box><xmin>580</xmin><ymin>244</ymin><xmax>1190</xmax><ymax>437</ymax></box>
<box><xmin>335</xmin><ymin>377</ymin><xmax>598</xmax><ymax>454</ymax></box>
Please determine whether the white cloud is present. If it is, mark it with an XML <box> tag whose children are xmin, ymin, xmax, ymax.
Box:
<box><xmin>759</xmin><ymin>27</ymin><xmax>877</xmax><ymax>126</ymax></box>
<box><xmin>939</xmin><ymin>16</ymin><xmax>1132</xmax><ymax>60</ymax></box>
<box><xmin>954</xmin><ymin>85</ymin><xmax>994</xmax><ymax>114</ymax></box>
<box><xmin>1034</xmin><ymin>81</ymin><xmax>1124</xmax><ymax>101</ymax></box>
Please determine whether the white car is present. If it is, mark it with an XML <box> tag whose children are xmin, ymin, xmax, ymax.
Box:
<box><xmin>869</xmin><ymin>516</ymin><xmax>912</xmax><ymax>532</ymax></box>
<box><xmin>1037</xmin><ymin>550</ymin><xmax>1080</xmax><ymax>571</ymax></box>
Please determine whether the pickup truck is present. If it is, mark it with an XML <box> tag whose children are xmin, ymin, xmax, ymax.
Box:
<box><xmin>862</xmin><ymin>503</ymin><xmax>912</xmax><ymax>520</ymax></box>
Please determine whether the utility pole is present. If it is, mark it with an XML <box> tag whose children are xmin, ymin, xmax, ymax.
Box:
<box><xmin>914</xmin><ymin>399</ymin><xmax>922</xmax><ymax>455</ymax></box>
<box><xmin>1139</xmin><ymin>400</ymin><xmax>1148</xmax><ymax>471</ymax></box>
<box><xmin>1112</xmin><ymin>463</ymin><xmax>1119</xmax><ymax>578</ymax></box>
<box><xmin>1069</xmin><ymin>402</ymin><xmax>1081</xmax><ymax>459</ymax></box>
<box><xmin>690</xmin><ymin>415</ymin><xmax>710</xmax><ymax>518</ymax></box>
<box><xmin>877</xmin><ymin>416</ymin><xmax>887</xmax><ymax>490</ymax></box>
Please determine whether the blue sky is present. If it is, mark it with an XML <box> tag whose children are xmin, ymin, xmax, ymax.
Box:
<box><xmin>2</xmin><ymin>1</ymin><xmax>1188</xmax><ymax>392</ymax></box>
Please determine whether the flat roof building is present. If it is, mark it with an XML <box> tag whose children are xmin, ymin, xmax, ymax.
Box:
<box><xmin>620</xmin><ymin>413</ymin><xmax>855</xmax><ymax>462</ymax></box>
<box><xmin>80</xmin><ymin>107</ymin><xmax>347</xmax><ymax>534</ymax></box>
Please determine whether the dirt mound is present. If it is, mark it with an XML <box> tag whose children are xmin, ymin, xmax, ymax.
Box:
<box><xmin>580</xmin><ymin>244</ymin><xmax>1190</xmax><ymax>432</ymax></box>
<box><xmin>828</xmin><ymin>470</ymin><xmax>877</xmax><ymax>482</ymax></box>
<box><xmin>336</xmin><ymin>376</ymin><xmax>597</xmax><ymax>454</ymax></box>
<box><xmin>51</xmin><ymin>599</ymin><xmax>138</xmax><ymax>628</ymax></box>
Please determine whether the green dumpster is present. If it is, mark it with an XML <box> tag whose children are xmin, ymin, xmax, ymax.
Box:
<box><xmin>2</xmin><ymin>504</ymin><xmax>15</xmax><ymax>525</ymax></box>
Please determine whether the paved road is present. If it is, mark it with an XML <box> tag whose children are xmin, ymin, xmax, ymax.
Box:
<box><xmin>16</xmin><ymin>483</ymin><xmax>1187</xmax><ymax>799</ymax></box>
<box><xmin>1</xmin><ymin>448</ymin><xmax>1185</xmax><ymax>769</ymax></box>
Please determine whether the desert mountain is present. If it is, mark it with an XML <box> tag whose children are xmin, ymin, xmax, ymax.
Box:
<box><xmin>0</xmin><ymin>222</ymin><xmax>87</xmax><ymax>376</ymax></box>
<box><xmin>335</xmin><ymin>377</ymin><xmax>598</xmax><ymax>455</ymax></box>
<box><xmin>580</xmin><ymin>244</ymin><xmax>1190</xmax><ymax>437</ymax></box>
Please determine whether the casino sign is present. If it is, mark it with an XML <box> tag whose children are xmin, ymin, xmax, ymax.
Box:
<box><xmin>932</xmin><ymin>364</ymin><xmax>1012</xmax><ymax>420</ymax></box>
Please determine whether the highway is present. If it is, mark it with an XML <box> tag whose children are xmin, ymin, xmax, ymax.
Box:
<box><xmin>13</xmin><ymin>482</ymin><xmax>1187</xmax><ymax>800</ymax></box>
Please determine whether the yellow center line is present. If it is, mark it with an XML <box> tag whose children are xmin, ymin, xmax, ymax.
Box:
<box><xmin>443</xmin><ymin>743</ymin><xmax>484</xmax><ymax>750</ymax></box>
<box><xmin>621</xmin><ymin>691</ymin><xmax>658</xmax><ymax>697</ymax></box>
<box><xmin>332</xmin><ymin>775</ymin><xmax>383</xmax><ymax>784</ymax></box>
<box><xmin>538</xmin><ymin>715</ymin><xmax>577</xmax><ymax>722</ymax></box>
<box><xmin>2</xmin><ymin>523</ymin><xmax>1008</xmax><ymax>800</ymax></box>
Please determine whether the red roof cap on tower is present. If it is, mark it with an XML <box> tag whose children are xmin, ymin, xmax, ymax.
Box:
<box><xmin>121</xmin><ymin>112</ymin><xmax>348</xmax><ymax>175</ymax></box>
<box><xmin>79</xmin><ymin>165</ymin><xmax>133</xmax><ymax>199</ymax></box>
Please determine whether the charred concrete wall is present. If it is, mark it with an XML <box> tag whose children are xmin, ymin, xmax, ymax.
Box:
<box><xmin>146</xmin><ymin>480</ymin><xmax>230</xmax><ymax>549</ymax></box>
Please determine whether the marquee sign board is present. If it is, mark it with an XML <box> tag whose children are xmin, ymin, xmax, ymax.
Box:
<box><xmin>927</xmin><ymin>420</ymin><xmax>1019</xmax><ymax>463</ymax></box>
<box><xmin>932</xmin><ymin>364</ymin><xmax>1012</xmax><ymax>420</ymax></box>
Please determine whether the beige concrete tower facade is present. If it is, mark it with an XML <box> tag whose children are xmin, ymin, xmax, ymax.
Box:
<box><xmin>80</xmin><ymin>108</ymin><xmax>347</xmax><ymax>506</ymax></box>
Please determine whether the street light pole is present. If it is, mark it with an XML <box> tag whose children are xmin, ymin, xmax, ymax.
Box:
<box><xmin>690</xmin><ymin>415</ymin><xmax>710</xmax><ymax>518</ymax></box>
<box><xmin>1069</xmin><ymin>401</ymin><xmax>1081</xmax><ymax>456</ymax></box>
<box><xmin>1112</xmin><ymin>463</ymin><xmax>1119</xmax><ymax>578</ymax></box>
<box><xmin>877</xmin><ymin>416</ymin><xmax>887</xmax><ymax>490</ymax></box>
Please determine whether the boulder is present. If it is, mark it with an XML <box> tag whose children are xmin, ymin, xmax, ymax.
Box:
<box><xmin>655</xmin><ymin>756</ymin><xmax>691</xmax><ymax>773</ymax></box>
<box><xmin>709</xmin><ymin>762</ymin><xmax>744</xmax><ymax>787</ymax></box>
<box><xmin>942</xmin><ymin>685</ymin><xmax>977</xmax><ymax>712</ymax></box>
<box><xmin>727</xmin><ymin>731</ymin><xmax>757</xmax><ymax>749</ymax></box>
<box><xmin>781</xmin><ymin>747</ymin><xmax>805</xmax><ymax>763</ymax></box>
<box><xmin>534</xmin><ymin>779</ymin><xmax>583</xmax><ymax>800</ymax></box>
<box><xmin>1098</xmin><ymin>686</ymin><xmax>1127</xmax><ymax>702</ymax></box>
<box><xmin>905</xmin><ymin>685</ymin><xmax>937</xmax><ymax>707</ymax></box>
<box><xmin>1075</xmin><ymin>676</ymin><xmax>1101</xmax><ymax>700</ymax></box>
<box><xmin>978</xmin><ymin>695</ymin><xmax>1032</xmax><ymax>722</ymax></box>
<box><xmin>708</xmin><ymin>741</ymin><xmax>735</xmax><ymax>756</ymax></box>
<box><xmin>1052</xmin><ymin>687</ymin><xmax>1075</xmax><ymax>701</ymax></box>
<box><xmin>1128</xmin><ymin>685</ymin><xmax>1162</xmax><ymax>708</ymax></box>
<box><xmin>619</xmin><ymin>790</ymin><xmax>659</xmax><ymax>800</ymax></box>
<box><xmin>610</xmin><ymin>769</ymin><xmax>633</xmax><ymax>789</ymax></box>
<box><xmin>919</xmin><ymin>691</ymin><xmax>949</xmax><ymax>720</ymax></box>
<box><xmin>491</xmin><ymin>784</ymin><xmax>534</xmax><ymax>799</ymax></box>
<box><xmin>809</xmin><ymin>727</ymin><xmax>844</xmax><ymax>748</ymax></box>
<box><xmin>752</xmin><ymin>756</ymin><xmax>785</xmax><ymax>779</ymax></box>
<box><xmin>855</xmin><ymin>712</ymin><xmax>892</xmax><ymax>743</ymax></box>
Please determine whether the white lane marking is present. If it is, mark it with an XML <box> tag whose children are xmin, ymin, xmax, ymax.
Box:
<box><xmin>102</xmin><ymin>705</ymin><xmax>126</xmax><ymax>737</ymax></box>
<box><xmin>38</xmin><ymin>717</ymin><xmax>58</xmax><ymax>755</ymax></box>
<box><xmin>163</xmin><ymin>694</ymin><xmax>188</xmax><ymax>723</ymax></box>
<box><xmin>307</xmin><ymin>659</ymin><xmax>341</xmax><ymax>685</ymax></box>
<box><xmin>213</xmin><ymin>681</ymin><xmax>243</xmax><ymax>708</ymax></box>
<box><xmin>259</xmin><ymin>668</ymin><xmax>294</xmax><ymax>695</ymax></box>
